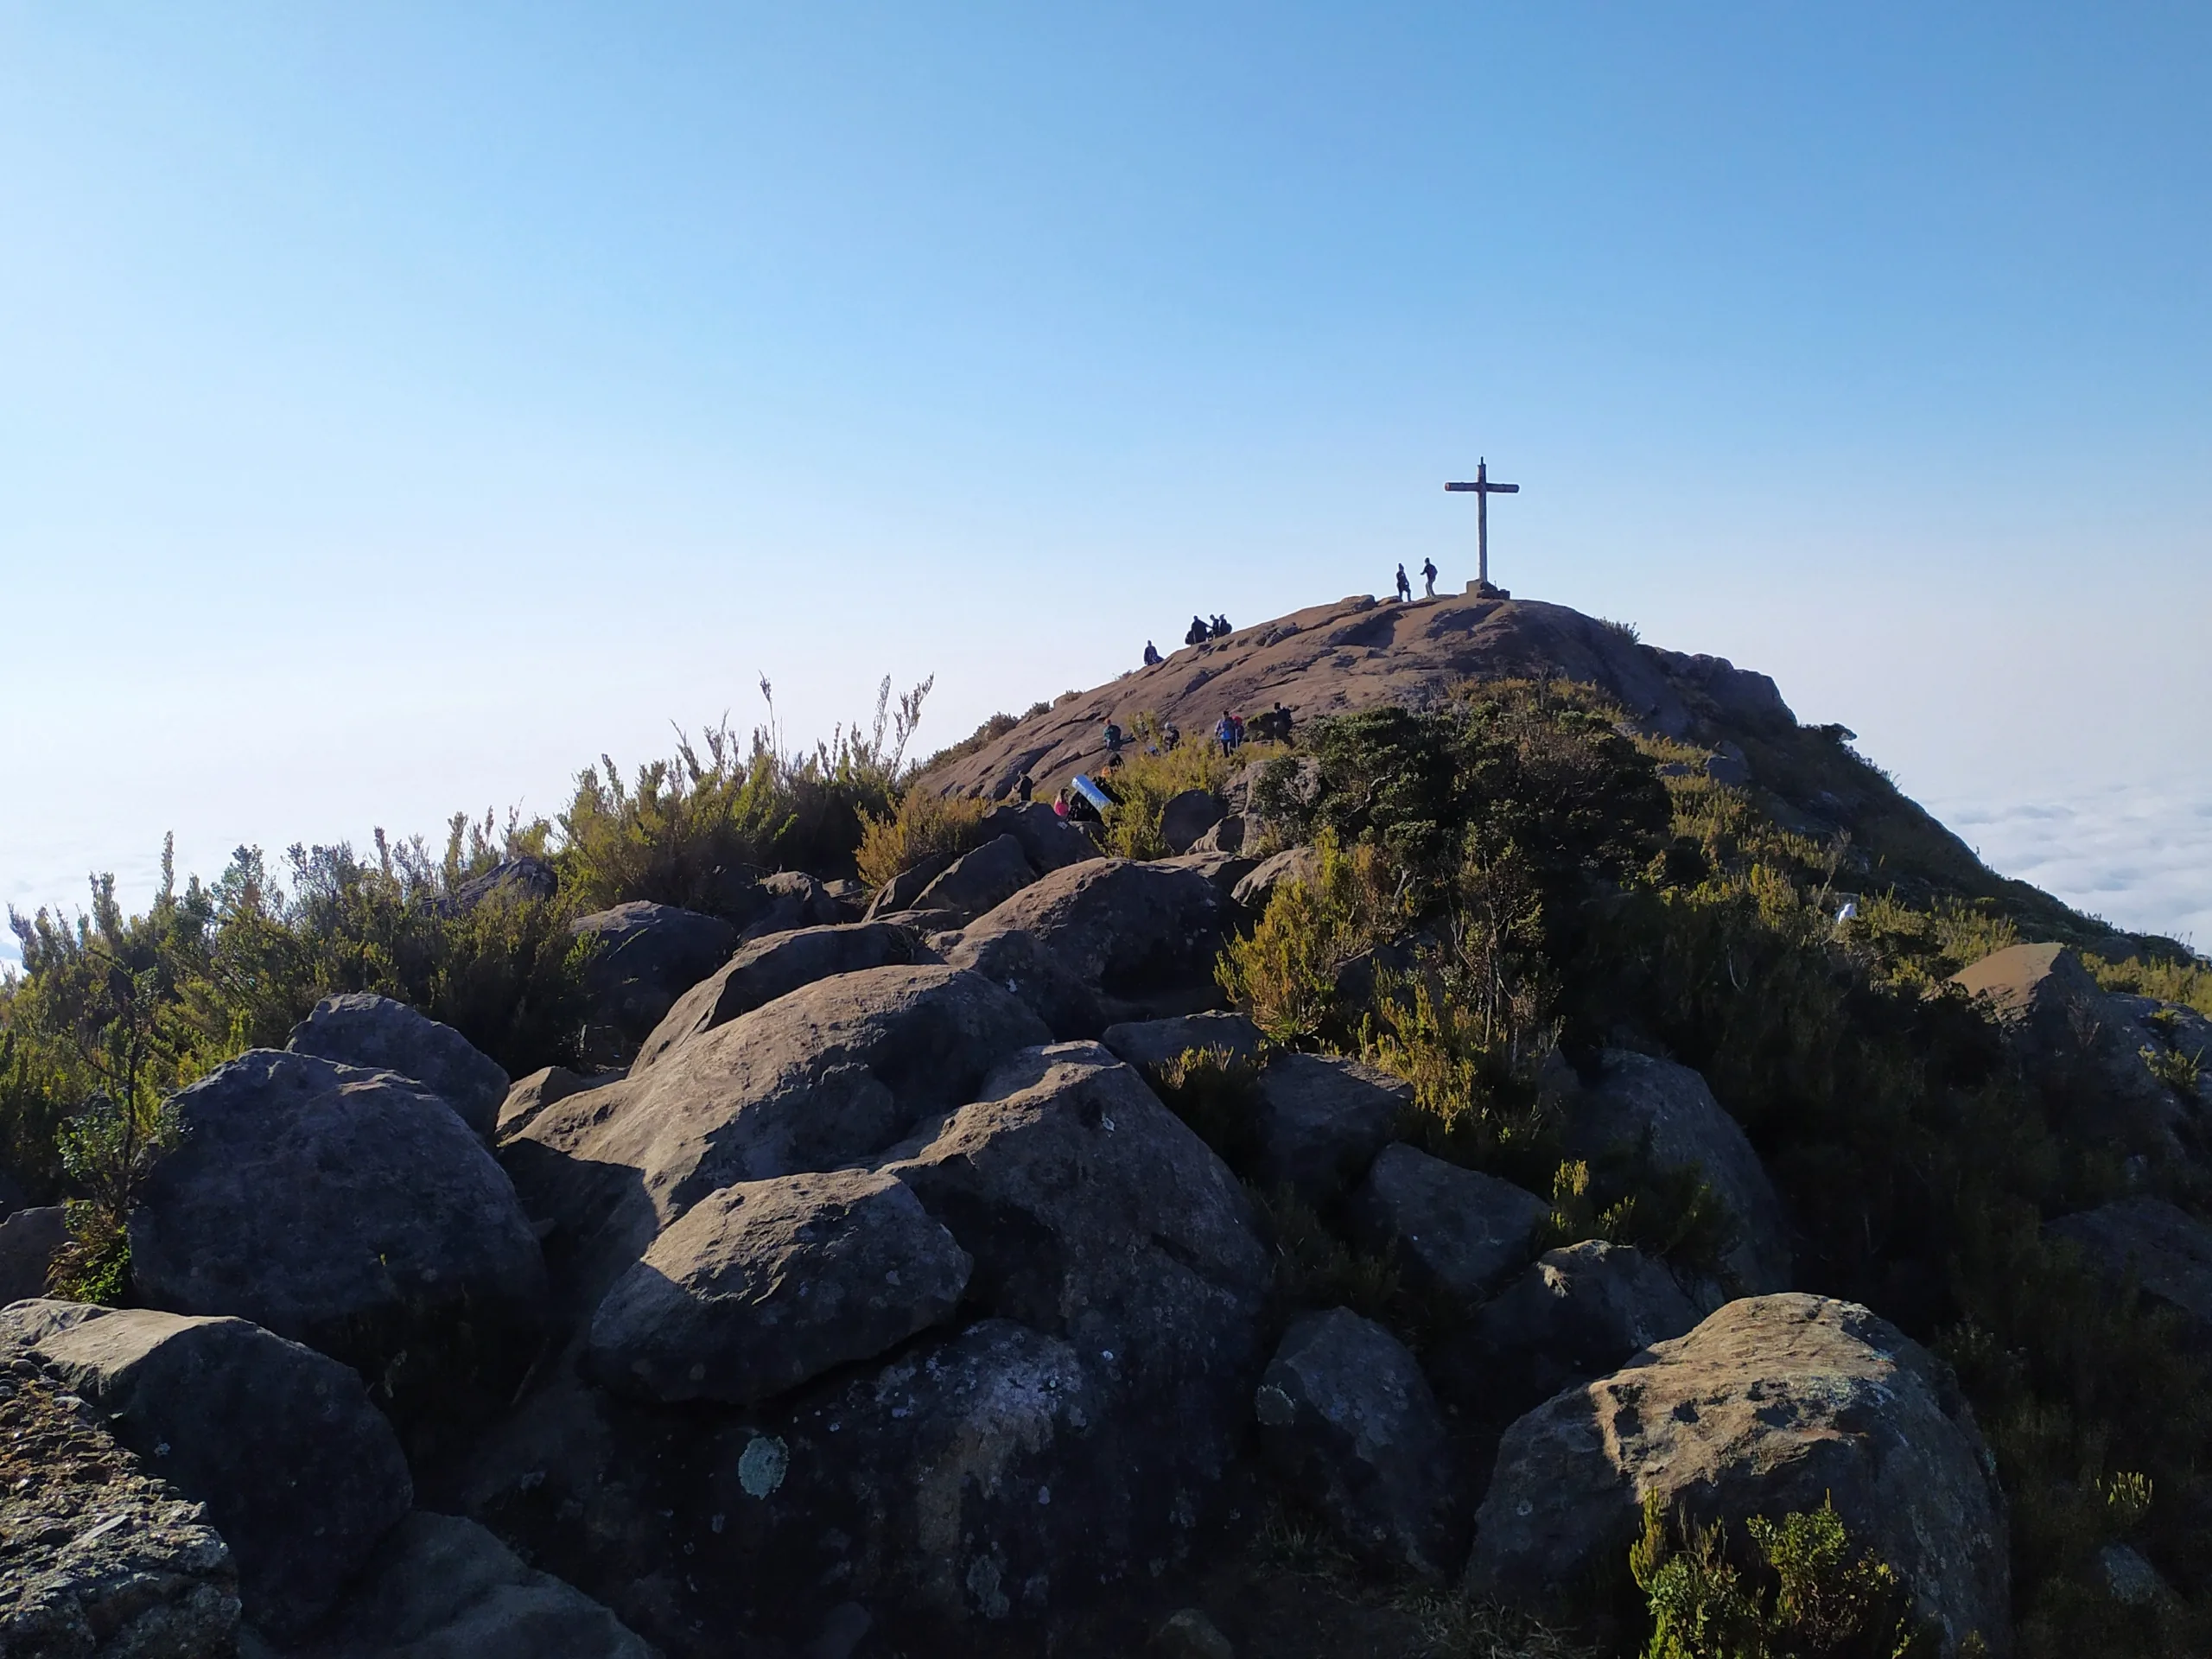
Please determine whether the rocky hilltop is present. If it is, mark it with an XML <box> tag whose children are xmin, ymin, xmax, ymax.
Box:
<box><xmin>4</xmin><ymin>588</ymin><xmax>2209</xmax><ymax>1658</ymax></box>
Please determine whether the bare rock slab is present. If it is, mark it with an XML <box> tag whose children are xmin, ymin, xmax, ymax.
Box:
<box><xmin>296</xmin><ymin>1510</ymin><xmax>655</xmax><ymax>1659</ymax></box>
<box><xmin>286</xmin><ymin>992</ymin><xmax>510</xmax><ymax>1139</ymax></box>
<box><xmin>1465</xmin><ymin>1293</ymin><xmax>2009</xmax><ymax>1657</ymax></box>
<box><xmin>0</xmin><ymin>1348</ymin><xmax>241</xmax><ymax>1657</ymax></box>
<box><xmin>495</xmin><ymin>1065</ymin><xmax>625</xmax><ymax>1142</ymax></box>
<box><xmin>22</xmin><ymin>1304</ymin><xmax>413</xmax><ymax>1638</ymax></box>
<box><xmin>1252</xmin><ymin>1053</ymin><xmax>1412</xmax><ymax>1204</ymax></box>
<box><xmin>632</xmin><ymin>921</ymin><xmax>919</xmax><ymax>1073</ymax></box>
<box><xmin>130</xmin><ymin>1049</ymin><xmax>549</xmax><ymax>1409</ymax></box>
<box><xmin>1255</xmin><ymin>1307</ymin><xmax>1460</xmax><ymax>1576</ymax></box>
<box><xmin>1344</xmin><ymin>1143</ymin><xmax>1549</xmax><ymax>1302</ymax></box>
<box><xmin>589</xmin><ymin>1168</ymin><xmax>971</xmax><ymax>1405</ymax></box>
<box><xmin>1566</xmin><ymin>1051</ymin><xmax>1792</xmax><ymax>1294</ymax></box>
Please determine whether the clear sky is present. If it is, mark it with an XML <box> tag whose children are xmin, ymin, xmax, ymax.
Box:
<box><xmin>3</xmin><ymin>3</ymin><xmax>2208</xmax><ymax>957</ymax></box>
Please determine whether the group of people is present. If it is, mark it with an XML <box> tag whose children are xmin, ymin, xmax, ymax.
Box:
<box><xmin>1394</xmin><ymin>558</ymin><xmax>1440</xmax><ymax>601</ymax></box>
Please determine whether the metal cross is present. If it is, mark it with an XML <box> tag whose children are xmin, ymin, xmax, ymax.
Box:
<box><xmin>1445</xmin><ymin>459</ymin><xmax>1520</xmax><ymax>589</ymax></box>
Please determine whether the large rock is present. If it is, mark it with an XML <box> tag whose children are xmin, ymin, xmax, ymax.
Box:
<box><xmin>737</xmin><ymin>872</ymin><xmax>855</xmax><ymax>946</ymax></box>
<box><xmin>946</xmin><ymin>859</ymin><xmax>1228</xmax><ymax>1037</ymax></box>
<box><xmin>907</xmin><ymin>835</ymin><xmax>1039</xmax><ymax>927</ymax></box>
<box><xmin>1465</xmin><ymin>1294</ymin><xmax>2010</xmax><ymax>1656</ymax></box>
<box><xmin>1100</xmin><ymin>1010</ymin><xmax>1265</xmax><ymax>1074</ymax></box>
<box><xmin>1344</xmin><ymin>1144</ymin><xmax>1549</xmax><ymax>1300</ymax></box>
<box><xmin>286</xmin><ymin>993</ymin><xmax>511</xmax><ymax>1139</ymax></box>
<box><xmin>450</xmin><ymin>855</ymin><xmax>559</xmax><ymax>913</ymax></box>
<box><xmin>297</xmin><ymin>1511</ymin><xmax>654</xmax><ymax>1659</ymax></box>
<box><xmin>502</xmin><ymin>965</ymin><xmax>1050</xmax><ymax>1307</ymax></box>
<box><xmin>632</xmin><ymin>921</ymin><xmax>919</xmax><ymax>1073</ymax></box>
<box><xmin>863</xmin><ymin>851</ymin><xmax>955</xmax><ymax>919</ymax></box>
<box><xmin>588</xmin><ymin>1167</ymin><xmax>971</xmax><ymax>1405</ymax></box>
<box><xmin>2047</xmin><ymin>1197</ymin><xmax>2212</xmax><ymax>1349</ymax></box>
<box><xmin>570</xmin><ymin>901</ymin><xmax>739</xmax><ymax>1043</ymax></box>
<box><xmin>1231</xmin><ymin>846</ymin><xmax>1319</xmax><ymax>914</ymax></box>
<box><xmin>978</xmin><ymin>800</ymin><xmax>1100</xmax><ymax>874</ymax></box>
<box><xmin>1250</xmin><ymin>1052</ymin><xmax>1412</xmax><ymax>1204</ymax></box>
<box><xmin>0</xmin><ymin>1347</ymin><xmax>241</xmax><ymax>1656</ymax></box>
<box><xmin>20</xmin><ymin>1304</ymin><xmax>413</xmax><ymax>1637</ymax></box>
<box><xmin>130</xmin><ymin>1050</ymin><xmax>549</xmax><ymax>1409</ymax></box>
<box><xmin>0</xmin><ymin>1204</ymin><xmax>67</xmax><ymax>1303</ymax></box>
<box><xmin>1254</xmin><ymin>1308</ymin><xmax>1459</xmax><ymax>1576</ymax></box>
<box><xmin>1435</xmin><ymin>1240</ymin><xmax>1700</xmax><ymax>1420</ymax></box>
<box><xmin>1158</xmin><ymin>790</ymin><xmax>1226</xmax><ymax>855</ymax></box>
<box><xmin>1565</xmin><ymin>1051</ymin><xmax>1792</xmax><ymax>1294</ymax></box>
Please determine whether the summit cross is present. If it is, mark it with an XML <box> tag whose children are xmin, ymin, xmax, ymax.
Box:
<box><xmin>1444</xmin><ymin>459</ymin><xmax>1520</xmax><ymax>589</ymax></box>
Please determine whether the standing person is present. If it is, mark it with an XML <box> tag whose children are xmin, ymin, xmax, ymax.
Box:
<box><xmin>1421</xmin><ymin>557</ymin><xmax>1438</xmax><ymax>598</ymax></box>
<box><xmin>1162</xmin><ymin>721</ymin><xmax>1180</xmax><ymax>752</ymax></box>
<box><xmin>1211</xmin><ymin>613</ymin><xmax>1231</xmax><ymax>639</ymax></box>
<box><xmin>1229</xmin><ymin>711</ymin><xmax>1247</xmax><ymax>750</ymax></box>
<box><xmin>1395</xmin><ymin>563</ymin><xmax>1411</xmax><ymax>602</ymax></box>
<box><xmin>1214</xmin><ymin>714</ymin><xmax>1236</xmax><ymax>758</ymax></box>
<box><xmin>1016</xmin><ymin>773</ymin><xmax>1034</xmax><ymax>802</ymax></box>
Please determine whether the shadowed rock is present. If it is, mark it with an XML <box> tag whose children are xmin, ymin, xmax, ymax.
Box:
<box><xmin>588</xmin><ymin>1168</ymin><xmax>971</xmax><ymax>1406</ymax></box>
<box><xmin>2047</xmin><ymin>1197</ymin><xmax>2212</xmax><ymax>1350</ymax></box>
<box><xmin>1159</xmin><ymin>790</ymin><xmax>1225</xmax><ymax>855</ymax></box>
<box><xmin>1100</xmin><ymin>1010</ymin><xmax>1265</xmax><ymax>1074</ymax></box>
<box><xmin>907</xmin><ymin>834</ymin><xmax>1039</xmax><ymax>927</ymax></box>
<box><xmin>571</xmin><ymin>901</ymin><xmax>740</xmax><ymax>1043</ymax></box>
<box><xmin>1255</xmin><ymin>1308</ymin><xmax>1460</xmax><ymax>1577</ymax></box>
<box><xmin>286</xmin><ymin>992</ymin><xmax>510</xmax><ymax>1138</ymax></box>
<box><xmin>20</xmin><ymin>1304</ymin><xmax>412</xmax><ymax>1637</ymax></box>
<box><xmin>1250</xmin><ymin>1053</ymin><xmax>1412</xmax><ymax>1204</ymax></box>
<box><xmin>0</xmin><ymin>1205</ymin><xmax>67</xmax><ymax>1304</ymax></box>
<box><xmin>632</xmin><ymin>921</ymin><xmax>920</xmax><ymax>1073</ymax></box>
<box><xmin>1344</xmin><ymin>1144</ymin><xmax>1549</xmax><ymax>1301</ymax></box>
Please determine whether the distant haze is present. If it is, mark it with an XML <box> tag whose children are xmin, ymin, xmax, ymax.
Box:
<box><xmin>3</xmin><ymin>5</ymin><xmax>2206</xmax><ymax>959</ymax></box>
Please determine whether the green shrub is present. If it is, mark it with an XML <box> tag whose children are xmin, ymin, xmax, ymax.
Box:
<box><xmin>1630</xmin><ymin>1492</ymin><xmax>1944</xmax><ymax>1659</ymax></box>
<box><xmin>1147</xmin><ymin>1044</ymin><xmax>1266</xmax><ymax>1173</ymax></box>
<box><xmin>1218</xmin><ymin>830</ymin><xmax>1408</xmax><ymax>1046</ymax></box>
<box><xmin>855</xmin><ymin>789</ymin><xmax>991</xmax><ymax>889</ymax></box>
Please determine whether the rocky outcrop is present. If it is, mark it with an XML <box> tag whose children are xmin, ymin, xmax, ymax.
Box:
<box><xmin>0</xmin><ymin>1204</ymin><xmax>67</xmax><ymax>1303</ymax></box>
<box><xmin>1255</xmin><ymin>1308</ymin><xmax>1459</xmax><ymax>1577</ymax></box>
<box><xmin>1159</xmin><ymin>790</ymin><xmax>1225</xmax><ymax>855</ymax></box>
<box><xmin>1249</xmin><ymin>1054</ymin><xmax>1411</xmax><ymax>1204</ymax></box>
<box><xmin>502</xmin><ymin>965</ymin><xmax>1051</xmax><ymax>1306</ymax></box>
<box><xmin>865</xmin><ymin>851</ymin><xmax>955</xmax><ymax>918</ymax></box>
<box><xmin>977</xmin><ymin>801</ymin><xmax>1100</xmax><ymax>874</ymax></box>
<box><xmin>451</xmin><ymin>855</ymin><xmax>559</xmax><ymax>912</ymax></box>
<box><xmin>631</xmin><ymin>921</ymin><xmax>919</xmax><ymax>1072</ymax></box>
<box><xmin>1344</xmin><ymin>1145</ymin><xmax>1550</xmax><ymax>1301</ymax></box>
<box><xmin>2047</xmin><ymin>1197</ymin><xmax>2212</xmax><ymax>1349</ymax></box>
<box><xmin>1231</xmin><ymin>847</ymin><xmax>1319</xmax><ymax>915</ymax></box>
<box><xmin>901</xmin><ymin>834</ymin><xmax>1037</xmax><ymax>927</ymax></box>
<box><xmin>286</xmin><ymin>992</ymin><xmax>511</xmax><ymax>1139</ymax></box>
<box><xmin>570</xmin><ymin>901</ymin><xmax>739</xmax><ymax>1043</ymax></box>
<box><xmin>1433</xmin><ymin>1240</ymin><xmax>1700</xmax><ymax>1421</ymax></box>
<box><xmin>1466</xmin><ymin>1294</ymin><xmax>2009</xmax><ymax>1656</ymax></box>
<box><xmin>946</xmin><ymin>859</ymin><xmax>1226</xmax><ymax>1037</ymax></box>
<box><xmin>738</xmin><ymin>872</ymin><xmax>856</xmax><ymax>945</ymax></box>
<box><xmin>130</xmin><ymin>1049</ymin><xmax>549</xmax><ymax>1410</ymax></box>
<box><xmin>16</xmin><ymin>1304</ymin><xmax>413</xmax><ymax>1637</ymax></box>
<box><xmin>1564</xmin><ymin>1051</ymin><xmax>1791</xmax><ymax>1294</ymax></box>
<box><xmin>296</xmin><ymin>1511</ymin><xmax>654</xmax><ymax>1659</ymax></box>
<box><xmin>0</xmin><ymin>1348</ymin><xmax>241</xmax><ymax>1657</ymax></box>
<box><xmin>1100</xmin><ymin>1010</ymin><xmax>1265</xmax><ymax>1074</ymax></box>
<box><xmin>588</xmin><ymin>1168</ymin><xmax>971</xmax><ymax>1405</ymax></box>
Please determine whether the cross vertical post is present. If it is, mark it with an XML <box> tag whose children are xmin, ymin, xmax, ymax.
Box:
<box><xmin>1445</xmin><ymin>458</ymin><xmax>1520</xmax><ymax>590</ymax></box>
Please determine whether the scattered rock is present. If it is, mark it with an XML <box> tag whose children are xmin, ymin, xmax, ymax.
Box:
<box><xmin>286</xmin><ymin>992</ymin><xmax>511</xmax><ymax>1139</ymax></box>
<box><xmin>1159</xmin><ymin>790</ymin><xmax>1226</xmax><ymax>855</ymax></box>
<box><xmin>588</xmin><ymin>1168</ymin><xmax>971</xmax><ymax>1405</ymax></box>
<box><xmin>2047</xmin><ymin>1197</ymin><xmax>2212</xmax><ymax>1349</ymax></box>
<box><xmin>130</xmin><ymin>1050</ymin><xmax>549</xmax><ymax>1411</ymax></box>
<box><xmin>571</xmin><ymin>901</ymin><xmax>740</xmax><ymax>1043</ymax></box>
<box><xmin>0</xmin><ymin>1349</ymin><xmax>241</xmax><ymax>1657</ymax></box>
<box><xmin>1188</xmin><ymin>815</ymin><xmax>1246</xmax><ymax>855</ymax></box>
<box><xmin>1101</xmin><ymin>1010</ymin><xmax>1265</xmax><ymax>1074</ymax></box>
<box><xmin>908</xmin><ymin>835</ymin><xmax>1039</xmax><ymax>927</ymax></box>
<box><xmin>1231</xmin><ymin>847</ymin><xmax>1319</xmax><ymax>915</ymax></box>
<box><xmin>1436</xmin><ymin>1241</ymin><xmax>1700</xmax><ymax>1420</ymax></box>
<box><xmin>502</xmin><ymin>965</ymin><xmax>1050</xmax><ymax>1307</ymax></box>
<box><xmin>0</xmin><ymin>1204</ymin><xmax>67</xmax><ymax>1303</ymax></box>
<box><xmin>947</xmin><ymin>859</ymin><xmax>1227</xmax><ymax>1036</ymax></box>
<box><xmin>738</xmin><ymin>872</ymin><xmax>855</xmax><ymax>945</ymax></box>
<box><xmin>1154</xmin><ymin>1606</ymin><xmax>1236</xmax><ymax>1658</ymax></box>
<box><xmin>496</xmin><ymin>1065</ymin><xmax>626</xmax><ymax>1142</ymax></box>
<box><xmin>296</xmin><ymin>1510</ymin><xmax>656</xmax><ymax>1659</ymax></box>
<box><xmin>1254</xmin><ymin>1308</ymin><xmax>1460</xmax><ymax>1576</ymax></box>
<box><xmin>1565</xmin><ymin>1051</ymin><xmax>1792</xmax><ymax>1294</ymax></box>
<box><xmin>1703</xmin><ymin>742</ymin><xmax>1751</xmax><ymax>787</ymax></box>
<box><xmin>24</xmin><ymin>1305</ymin><xmax>413</xmax><ymax>1637</ymax></box>
<box><xmin>450</xmin><ymin>856</ymin><xmax>559</xmax><ymax>913</ymax></box>
<box><xmin>2098</xmin><ymin>1541</ymin><xmax>2172</xmax><ymax>1609</ymax></box>
<box><xmin>1465</xmin><ymin>1294</ymin><xmax>2010</xmax><ymax>1657</ymax></box>
<box><xmin>1250</xmin><ymin>1053</ymin><xmax>1412</xmax><ymax>1204</ymax></box>
<box><xmin>1344</xmin><ymin>1145</ymin><xmax>1550</xmax><ymax>1303</ymax></box>
<box><xmin>632</xmin><ymin>921</ymin><xmax>920</xmax><ymax>1072</ymax></box>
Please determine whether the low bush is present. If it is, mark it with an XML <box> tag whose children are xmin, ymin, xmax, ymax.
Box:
<box><xmin>1218</xmin><ymin>830</ymin><xmax>1408</xmax><ymax>1046</ymax></box>
<box><xmin>855</xmin><ymin>789</ymin><xmax>991</xmax><ymax>890</ymax></box>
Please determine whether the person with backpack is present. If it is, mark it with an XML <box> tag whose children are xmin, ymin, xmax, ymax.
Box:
<box><xmin>1185</xmin><ymin>615</ymin><xmax>1209</xmax><ymax>646</ymax></box>
<box><xmin>1421</xmin><ymin>557</ymin><xmax>1438</xmax><ymax>598</ymax></box>
<box><xmin>1103</xmin><ymin>719</ymin><xmax>1125</xmax><ymax>755</ymax></box>
<box><xmin>1395</xmin><ymin>563</ymin><xmax>1411</xmax><ymax>602</ymax></box>
<box><xmin>1213</xmin><ymin>714</ymin><xmax>1236</xmax><ymax>757</ymax></box>
<box><xmin>1211</xmin><ymin>613</ymin><xmax>1231</xmax><ymax>639</ymax></box>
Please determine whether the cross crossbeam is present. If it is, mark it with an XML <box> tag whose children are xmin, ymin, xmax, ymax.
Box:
<box><xmin>1445</xmin><ymin>458</ymin><xmax>1519</xmax><ymax>588</ymax></box>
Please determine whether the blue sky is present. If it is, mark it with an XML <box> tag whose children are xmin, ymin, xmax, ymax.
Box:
<box><xmin>3</xmin><ymin>3</ymin><xmax>2208</xmax><ymax>955</ymax></box>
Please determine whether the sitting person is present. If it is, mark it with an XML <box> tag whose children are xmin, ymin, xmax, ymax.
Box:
<box><xmin>1142</xmin><ymin>640</ymin><xmax>1162</xmax><ymax>666</ymax></box>
<box><xmin>1210</xmin><ymin>613</ymin><xmax>1231</xmax><ymax>639</ymax></box>
<box><xmin>1185</xmin><ymin>615</ymin><xmax>1209</xmax><ymax>646</ymax></box>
